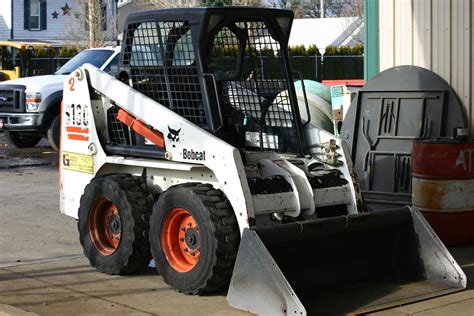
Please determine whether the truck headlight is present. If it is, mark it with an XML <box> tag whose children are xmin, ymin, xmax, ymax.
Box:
<box><xmin>25</xmin><ymin>92</ymin><xmax>42</xmax><ymax>112</ymax></box>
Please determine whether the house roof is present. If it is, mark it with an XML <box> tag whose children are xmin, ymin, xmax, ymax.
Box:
<box><xmin>289</xmin><ymin>17</ymin><xmax>363</xmax><ymax>51</ymax></box>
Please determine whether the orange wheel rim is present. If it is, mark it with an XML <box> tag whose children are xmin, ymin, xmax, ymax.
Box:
<box><xmin>161</xmin><ymin>208</ymin><xmax>201</xmax><ymax>273</ymax></box>
<box><xmin>88</xmin><ymin>197</ymin><xmax>121</xmax><ymax>256</ymax></box>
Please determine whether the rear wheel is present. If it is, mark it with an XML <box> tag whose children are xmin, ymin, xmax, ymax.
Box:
<box><xmin>47</xmin><ymin>114</ymin><xmax>60</xmax><ymax>151</ymax></box>
<box><xmin>78</xmin><ymin>174</ymin><xmax>152</xmax><ymax>275</ymax></box>
<box><xmin>5</xmin><ymin>131</ymin><xmax>42</xmax><ymax>148</ymax></box>
<box><xmin>150</xmin><ymin>183</ymin><xmax>240</xmax><ymax>294</ymax></box>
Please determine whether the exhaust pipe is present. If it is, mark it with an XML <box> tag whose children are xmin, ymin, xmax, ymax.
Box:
<box><xmin>227</xmin><ymin>207</ymin><xmax>466</xmax><ymax>315</ymax></box>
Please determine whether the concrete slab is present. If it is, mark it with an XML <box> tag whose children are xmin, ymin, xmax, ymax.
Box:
<box><xmin>0</xmin><ymin>166</ymin><xmax>248</xmax><ymax>315</ymax></box>
<box><xmin>0</xmin><ymin>166</ymin><xmax>80</xmax><ymax>266</ymax></box>
<box><xmin>0</xmin><ymin>258</ymin><xmax>247</xmax><ymax>316</ymax></box>
<box><xmin>0</xmin><ymin>303</ymin><xmax>37</xmax><ymax>316</ymax></box>
<box><xmin>1</xmin><ymin>163</ymin><xmax>474</xmax><ymax>315</ymax></box>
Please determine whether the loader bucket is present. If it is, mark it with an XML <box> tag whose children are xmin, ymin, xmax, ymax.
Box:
<box><xmin>227</xmin><ymin>207</ymin><xmax>466</xmax><ymax>315</ymax></box>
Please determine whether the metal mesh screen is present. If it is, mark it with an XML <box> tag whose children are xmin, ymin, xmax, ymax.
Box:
<box><xmin>209</xmin><ymin>21</ymin><xmax>298</xmax><ymax>152</ymax></box>
<box><xmin>124</xmin><ymin>20</ymin><xmax>206</xmax><ymax>127</ymax></box>
<box><xmin>107</xmin><ymin>106</ymin><xmax>130</xmax><ymax>145</ymax></box>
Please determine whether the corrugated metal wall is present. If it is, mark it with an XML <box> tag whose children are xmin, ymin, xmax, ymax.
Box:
<box><xmin>379</xmin><ymin>0</ymin><xmax>473</xmax><ymax>133</ymax></box>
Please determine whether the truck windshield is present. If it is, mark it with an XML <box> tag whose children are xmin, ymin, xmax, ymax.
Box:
<box><xmin>56</xmin><ymin>49</ymin><xmax>114</xmax><ymax>75</ymax></box>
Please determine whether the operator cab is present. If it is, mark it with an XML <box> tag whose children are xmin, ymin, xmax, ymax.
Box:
<box><xmin>119</xmin><ymin>7</ymin><xmax>306</xmax><ymax>155</ymax></box>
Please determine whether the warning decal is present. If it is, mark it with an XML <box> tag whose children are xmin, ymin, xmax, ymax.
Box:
<box><xmin>62</xmin><ymin>152</ymin><xmax>94</xmax><ymax>174</ymax></box>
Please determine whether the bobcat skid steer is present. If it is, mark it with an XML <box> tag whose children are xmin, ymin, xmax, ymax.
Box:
<box><xmin>59</xmin><ymin>7</ymin><xmax>466</xmax><ymax>316</ymax></box>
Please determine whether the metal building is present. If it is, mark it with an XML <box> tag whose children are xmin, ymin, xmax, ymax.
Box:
<box><xmin>365</xmin><ymin>0</ymin><xmax>474</xmax><ymax>133</ymax></box>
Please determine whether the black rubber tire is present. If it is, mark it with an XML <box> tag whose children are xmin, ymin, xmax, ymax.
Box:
<box><xmin>47</xmin><ymin>114</ymin><xmax>60</xmax><ymax>151</ymax></box>
<box><xmin>78</xmin><ymin>174</ymin><xmax>152</xmax><ymax>275</ymax></box>
<box><xmin>150</xmin><ymin>183</ymin><xmax>240</xmax><ymax>295</ymax></box>
<box><xmin>5</xmin><ymin>131</ymin><xmax>42</xmax><ymax>148</ymax></box>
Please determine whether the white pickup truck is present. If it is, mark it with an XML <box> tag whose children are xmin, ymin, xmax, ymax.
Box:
<box><xmin>0</xmin><ymin>46</ymin><xmax>120</xmax><ymax>150</ymax></box>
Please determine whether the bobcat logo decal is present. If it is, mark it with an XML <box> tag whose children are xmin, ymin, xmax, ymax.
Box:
<box><xmin>167</xmin><ymin>126</ymin><xmax>181</xmax><ymax>143</ymax></box>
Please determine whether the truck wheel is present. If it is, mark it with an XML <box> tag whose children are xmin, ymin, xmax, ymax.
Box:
<box><xmin>78</xmin><ymin>174</ymin><xmax>152</xmax><ymax>275</ymax></box>
<box><xmin>47</xmin><ymin>114</ymin><xmax>60</xmax><ymax>151</ymax></box>
<box><xmin>5</xmin><ymin>131</ymin><xmax>42</xmax><ymax>148</ymax></box>
<box><xmin>150</xmin><ymin>183</ymin><xmax>240</xmax><ymax>294</ymax></box>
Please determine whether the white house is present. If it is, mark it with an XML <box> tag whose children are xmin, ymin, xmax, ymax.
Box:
<box><xmin>0</xmin><ymin>0</ymin><xmax>117</xmax><ymax>46</ymax></box>
<box><xmin>289</xmin><ymin>17</ymin><xmax>363</xmax><ymax>53</ymax></box>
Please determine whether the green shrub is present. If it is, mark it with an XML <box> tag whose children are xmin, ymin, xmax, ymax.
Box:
<box><xmin>289</xmin><ymin>45</ymin><xmax>307</xmax><ymax>57</ymax></box>
<box><xmin>337</xmin><ymin>46</ymin><xmax>352</xmax><ymax>55</ymax></box>
<box><xmin>324</xmin><ymin>45</ymin><xmax>338</xmax><ymax>55</ymax></box>
<box><xmin>351</xmin><ymin>44</ymin><xmax>364</xmax><ymax>55</ymax></box>
<box><xmin>59</xmin><ymin>47</ymin><xmax>79</xmax><ymax>57</ymax></box>
<box><xmin>306</xmin><ymin>45</ymin><xmax>320</xmax><ymax>55</ymax></box>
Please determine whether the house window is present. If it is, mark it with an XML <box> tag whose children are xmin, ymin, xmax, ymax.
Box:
<box><xmin>24</xmin><ymin>0</ymin><xmax>46</xmax><ymax>31</ymax></box>
<box><xmin>101</xmin><ymin>4</ymin><xmax>107</xmax><ymax>31</ymax></box>
<box><xmin>30</xmin><ymin>0</ymin><xmax>41</xmax><ymax>30</ymax></box>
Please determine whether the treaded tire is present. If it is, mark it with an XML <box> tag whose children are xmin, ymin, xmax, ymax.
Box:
<box><xmin>5</xmin><ymin>131</ymin><xmax>42</xmax><ymax>148</ymax></box>
<box><xmin>47</xmin><ymin>114</ymin><xmax>60</xmax><ymax>151</ymax></box>
<box><xmin>78</xmin><ymin>174</ymin><xmax>152</xmax><ymax>275</ymax></box>
<box><xmin>150</xmin><ymin>183</ymin><xmax>240</xmax><ymax>294</ymax></box>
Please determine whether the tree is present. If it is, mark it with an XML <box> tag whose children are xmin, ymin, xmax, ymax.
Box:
<box><xmin>199</xmin><ymin>0</ymin><xmax>232</xmax><ymax>5</ymax></box>
<box><xmin>145</xmin><ymin>0</ymin><xmax>264</xmax><ymax>7</ymax></box>
<box><xmin>232</xmin><ymin>0</ymin><xmax>265</xmax><ymax>6</ymax></box>
<box><xmin>281</xmin><ymin>0</ymin><xmax>364</xmax><ymax>19</ymax></box>
<box><xmin>269</xmin><ymin>0</ymin><xmax>290</xmax><ymax>9</ymax></box>
<box><xmin>67</xmin><ymin>0</ymin><xmax>117</xmax><ymax>48</ymax></box>
<box><xmin>143</xmin><ymin>0</ymin><xmax>197</xmax><ymax>9</ymax></box>
<box><xmin>300</xmin><ymin>0</ymin><xmax>321</xmax><ymax>18</ymax></box>
<box><xmin>326</xmin><ymin>0</ymin><xmax>363</xmax><ymax>18</ymax></box>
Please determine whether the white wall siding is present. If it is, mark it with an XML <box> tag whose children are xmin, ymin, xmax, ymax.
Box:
<box><xmin>14</xmin><ymin>0</ymin><xmax>79</xmax><ymax>43</ymax></box>
<box><xmin>412</xmin><ymin>0</ymin><xmax>431</xmax><ymax>69</ymax></box>
<box><xmin>379</xmin><ymin>0</ymin><xmax>474</xmax><ymax>134</ymax></box>
<box><xmin>379</xmin><ymin>0</ymin><xmax>395</xmax><ymax>70</ymax></box>
<box><xmin>13</xmin><ymin>0</ymin><xmax>116</xmax><ymax>45</ymax></box>
<box><xmin>431</xmin><ymin>0</ymin><xmax>451</xmax><ymax>83</ymax></box>
<box><xmin>394</xmin><ymin>0</ymin><xmax>413</xmax><ymax>65</ymax></box>
<box><xmin>451</xmin><ymin>0</ymin><xmax>470</xmax><ymax>124</ymax></box>
<box><xmin>0</xmin><ymin>2</ymin><xmax>12</xmax><ymax>40</ymax></box>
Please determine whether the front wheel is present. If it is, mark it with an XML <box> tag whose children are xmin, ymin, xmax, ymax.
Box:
<box><xmin>5</xmin><ymin>131</ymin><xmax>42</xmax><ymax>148</ymax></box>
<box><xmin>150</xmin><ymin>183</ymin><xmax>240</xmax><ymax>294</ymax></box>
<box><xmin>47</xmin><ymin>114</ymin><xmax>60</xmax><ymax>151</ymax></box>
<box><xmin>78</xmin><ymin>174</ymin><xmax>152</xmax><ymax>275</ymax></box>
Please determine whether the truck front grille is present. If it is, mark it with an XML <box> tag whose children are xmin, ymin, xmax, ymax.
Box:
<box><xmin>0</xmin><ymin>85</ymin><xmax>26</xmax><ymax>113</ymax></box>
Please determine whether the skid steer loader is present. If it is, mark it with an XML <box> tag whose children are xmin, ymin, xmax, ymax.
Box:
<box><xmin>59</xmin><ymin>7</ymin><xmax>466</xmax><ymax>315</ymax></box>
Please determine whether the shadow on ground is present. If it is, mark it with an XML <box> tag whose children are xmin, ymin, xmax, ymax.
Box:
<box><xmin>0</xmin><ymin>133</ymin><xmax>57</xmax><ymax>169</ymax></box>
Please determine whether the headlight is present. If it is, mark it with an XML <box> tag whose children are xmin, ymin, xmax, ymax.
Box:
<box><xmin>25</xmin><ymin>92</ymin><xmax>42</xmax><ymax>112</ymax></box>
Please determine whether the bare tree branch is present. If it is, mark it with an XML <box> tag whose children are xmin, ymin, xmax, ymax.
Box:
<box><xmin>143</xmin><ymin>0</ymin><xmax>197</xmax><ymax>8</ymax></box>
<box><xmin>66</xmin><ymin>0</ymin><xmax>117</xmax><ymax>49</ymax></box>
